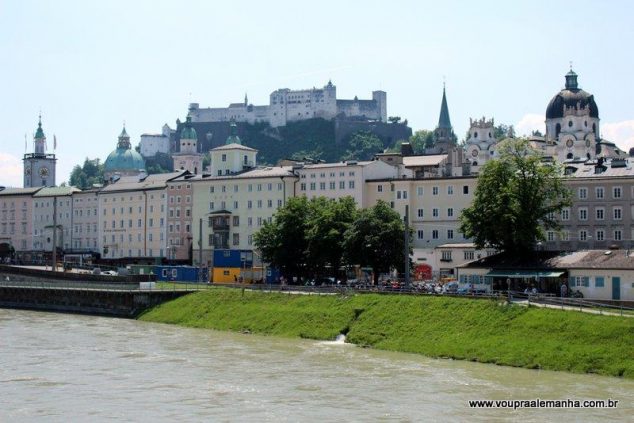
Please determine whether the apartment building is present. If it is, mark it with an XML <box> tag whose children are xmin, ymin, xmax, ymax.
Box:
<box><xmin>545</xmin><ymin>159</ymin><xmax>634</xmax><ymax>251</ymax></box>
<box><xmin>71</xmin><ymin>189</ymin><xmax>100</xmax><ymax>252</ymax></box>
<box><xmin>0</xmin><ymin>187</ymin><xmax>41</xmax><ymax>254</ymax></box>
<box><xmin>98</xmin><ymin>172</ymin><xmax>185</xmax><ymax>259</ymax></box>
<box><xmin>32</xmin><ymin>187</ymin><xmax>80</xmax><ymax>252</ymax></box>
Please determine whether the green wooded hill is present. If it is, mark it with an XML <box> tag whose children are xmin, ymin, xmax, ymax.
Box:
<box><xmin>140</xmin><ymin>289</ymin><xmax>634</xmax><ymax>378</ymax></box>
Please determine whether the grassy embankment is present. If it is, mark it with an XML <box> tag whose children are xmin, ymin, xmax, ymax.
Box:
<box><xmin>139</xmin><ymin>288</ymin><xmax>634</xmax><ymax>378</ymax></box>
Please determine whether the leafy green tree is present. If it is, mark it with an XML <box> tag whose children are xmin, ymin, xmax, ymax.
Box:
<box><xmin>305</xmin><ymin>196</ymin><xmax>358</xmax><ymax>278</ymax></box>
<box><xmin>145</xmin><ymin>152</ymin><xmax>173</xmax><ymax>174</ymax></box>
<box><xmin>459</xmin><ymin>139</ymin><xmax>571</xmax><ymax>255</ymax></box>
<box><xmin>343</xmin><ymin>200</ymin><xmax>409</xmax><ymax>285</ymax></box>
<box><xmin>254</xmin><ymin>196</ymin><xmax>310</xmax><ymax>280</ymax></box>
<box><xmin>69</xmin><ymin>158</ymin><xmax>104</xmax><ymax>189</ymax></box>
<box><xmin>344</xmin><ymin>131</ymin><xmax>384</xmax><ymax>160</ymax></box>
<box><xmin>388</xmin><ymin>130</ymin><xmax>435</xmax><ymax>154</ymax></box>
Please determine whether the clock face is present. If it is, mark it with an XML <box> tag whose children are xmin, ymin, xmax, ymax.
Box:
<box><xmin>39</xmin><ymin>167</ymin><xmax>49</xmax><ymax>177</ymax></box>
<box><xmin>471</xmin><ymin>149</ymin><xmax>479</xmax><ymax>157</ymax></box>
<box><xmin>566</xmin><ymin>139</ymin><xmax>574</xmax><ymax>148</ymax></box>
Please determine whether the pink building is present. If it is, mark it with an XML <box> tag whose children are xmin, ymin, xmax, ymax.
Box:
<box><xmin>166</xmin><ymin>173</ymin><xmax>196</xmax><ymax>262</ymax></box>
<box><xmin>0</xmin><ymin>187</ymin><xmax>41</xmax><ymax>258</ymax></box>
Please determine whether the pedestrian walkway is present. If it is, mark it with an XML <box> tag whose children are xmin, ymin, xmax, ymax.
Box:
<box><xmin>513</xmin><ymin>298</ymin><xmax>633</xmax><ymax>317</ymax></box>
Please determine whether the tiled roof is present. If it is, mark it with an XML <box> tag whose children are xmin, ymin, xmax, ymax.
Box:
<box><xmin>403</xmin><ymin>154</ymin><xmax>447</xmax><ymax>167</ymax></box>
<box><xmin>0</xmin><ymin>187</ymin><xmax>43</xmax><ymax>196</ymax></box>
<box><xmin>33</xmin><ymin>186</ymin><xmax>81</xmax><ymax>197</ymax></box>
<box><xmin>211</xmin><ymin>143</ymin><xmax>257</xmax><ymax>152</ymax></box>
<box><xmin>100</xmin><ymin>171</ymin><xmax>186</xmax><ymax>192</ymax></box>
<box><xmin>191</xmin><ymin>166</ymin><xmax>296</xmax><ymax>182</ymax></box>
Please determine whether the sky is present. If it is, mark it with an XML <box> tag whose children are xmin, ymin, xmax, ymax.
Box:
<box><xmin>2</xmin><ymin>0</ymin><xmax>634</xmax><ymax>187</ymax></box>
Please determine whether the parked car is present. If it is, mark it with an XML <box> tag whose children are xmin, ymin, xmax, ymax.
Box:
<box><xmin>442</xmin><ymin>281</ymin><xmax>459</xmax><ymax>294</ymax></box>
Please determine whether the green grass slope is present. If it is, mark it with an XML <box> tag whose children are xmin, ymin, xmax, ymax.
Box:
<box><xmin>139</xmin><ymin>289</ymin><xmax>634</xmax><ymax>378</ymax></box>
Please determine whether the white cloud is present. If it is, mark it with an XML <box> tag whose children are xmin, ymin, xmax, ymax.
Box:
<box><xmin>0</xmin><ymin>153</ymin><xmax>22</xmax><ymax>188</ymax></box>
<box><xmin>515</xmin><ymin>114</ymin><xmax>545</xmax><ymax>137</ymax></box>
<box><xmin>602</xmin><ymin>120</ymin><xmax>634</xmax><ymax>153</ymax></box>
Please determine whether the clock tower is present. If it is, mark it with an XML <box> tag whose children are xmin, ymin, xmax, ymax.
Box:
<box><xmin>23</xmin><ymin>115</ymin><xmax>57</xmax><ymax>187</ymax></box>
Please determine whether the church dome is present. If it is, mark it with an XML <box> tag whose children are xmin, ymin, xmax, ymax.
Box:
<box><xmin>546</xmin><ymin>70</ymin><xmax>599</xmax><ymax>119</ymax></box>
<box><xmin>104</xmin><ymin>126</ymin><xmax>145</xmax><ymax>174</ymax></box>
<box><xmin>180</xmin><ymin>116</ymin><xmax>197</xmax><ymax>140</ymax></box>
<box><xmin>104</xmin><ymin>148</ymin><xmax>145</xmax><ymax>174</ymax></box>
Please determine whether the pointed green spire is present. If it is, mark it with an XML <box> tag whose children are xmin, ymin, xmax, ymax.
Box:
<box><xmin>438</xmin><ymin>85</ymin><xmax>452</xmax><ymax>129</ymax></box>
<box><xmin>34</xmin><ymin>115</ymin><xmax>45</xmax><ymax>139</ymax></box>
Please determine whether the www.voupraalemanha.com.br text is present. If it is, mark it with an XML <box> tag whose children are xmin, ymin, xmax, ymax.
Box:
<box><xmin>468</xmin><ymin>398</ymin><xmax>619</xmax><ymax>410</ymax></box>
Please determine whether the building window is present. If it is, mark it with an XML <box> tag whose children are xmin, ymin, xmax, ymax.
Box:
<box><xmin>378</xmin><ymin>185</ymin><xmax>383</xmax><ymax>192</ymax></box>
<box><xmin>595</xmin><ymin>187</ymin><xmax>604</xmax><ymax>199</ymax></box>
<box><xmin>447</xmin><ymin>208</ymin><xmax>454</xmax><ymax>217</ymax></box>
<box><xmin>613</xmin><ymin>186</ymin><xmax>622</xmax><ymax>199</ymax></box>
<box><xmin>447</xmin><ymin>186</ymin><xmax>454</xmax><ymax>195</ymax></box>
<box><xmin>595</xmin><ymin>277</ymin><xmax>604</xmax><ymax>288</ymax></box>
<box><xmin>578</xmin><ymin>187</ymin><xmax>587</xmax><ymax>199</ymax></box>
<box><xmin>463</xmin><ymin>185</ymin><xmax>469</xmax><ymax>194</ymax></box>
<box><xmin>561</xmin><ymin>230</ymin><xmax>569</xmax><ymax>241</ymax></box>
<box><xmin>417</xmin><ymin>230</ymin><xmax>424</xmax><ymax>239</ymax></box>
<box><xmin>300</xmin><ymin>183</ymin><xmax>306</xmax><ymax>191</ymax></box>
<box><xmin>339</xmin><ymin>181</ymin><xmax>345</xmax><ymax>189</ymax></box>
<box><xmin>613</xmin><ymin>207</ymin><xmax>622</xmax><ymax>220</ymax></box>
<box><xmin>417</xmin><ymin>187</ymin><xmax>423</xmax><ymax>196</ymax></box>
<box><xmin>349</xmin><ymin>181</ymin><xmax>355</xmax><ymax>189</ymax></box>
<box><xmin>595</xmin><ymin>208</ymin><xmax>604</xmax><ymax>220</ymax></box>
<box><xmin>233</xmin><ymin>233</ymin><xmax>239</xmax><ymax>246</ymax></box>
<box><xmin>596</xmin><ymin>230</ymin><xmax>604</xmax><ymax>241</ymax></box>
<box><xmin>579</xmin><ymin>230</ymin><xmax>587</xmax><ymax>241</ymax></box>
<box><xmin>417</xmin><ymin>209</ymin><xmax>423</xmax><ymax>218</ymax></box>
<box><xmin>233</xmin><ymin>216</ymin><xmax>239</xmax><ymax>226</ymax></box>
<box><xmin>464</xmin><ymin>251</ymin><xmax>474</xmax><ymax>260</ymax></box>
<box><xmin>547</xmin><ymin>231</ymin><xmax>555</xmax><ymax>241</ymax></box>
<box><xmin>561</xmin><ymin>208</ymin><xmax>570</xmax><ymax>221</ymax></box>
<box><xmin>432</xmin><ymin>186</ymin><xmax>439</xmax><ymax>195</ymax></box>
<box><xmin>432</xmin><ymin>208</ymin><xmax>439</xmax><ymax>217</ymax></box>
<box><xmin>578</xmin><ymin>208</ymin><xmax>588</xmax><ymax>221</ymax></box>
<box><xmin>447</xmin><ymin>229</ymin><xmax>454</xmax><ymax>239</ymax></box>
<box><xmin>614</xmin><ymin>230</ymin><xmax>622</xmax><ymax>241</ymax></box>
<box><xmin>320</xmin><ymin>182</ymin><xmax>326</xmax><ymax>190</ymax></box>
<box><xmin>432</xmin><ymin>230</ymin><xmax>439</xmax><ymax>239</ymax></box>
<box><xmin>221</xmin><ymin>154</ymin><xmax>227</xmax><ymax>162</ymax></box>
<box><xmin>329</xmin><ymin>182</ymin><xmax>335</xmax><ymax>189</ymax></box>
<box><xmin>311</xmin><ymin>183</ymin><xmax>317</xmax><ymax>190</ymax></box>
<box><xmin>441</xmin><ymin>251</ymin><xmax>452</xmax><ymax>261</ymax></box>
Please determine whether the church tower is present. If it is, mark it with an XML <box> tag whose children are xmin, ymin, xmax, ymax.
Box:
<box><xmin>173</xmin><ymin>116</ymin><xmax>202</xmax><ymax>174</ymax></box>
<box><xmin>23</xmin><ymin>115</ymin><xmax>57</xmax><ymax>187</ymax></box>
<box><xmin>432</xmin><ymin>85</ymin><xmax>456</xmax><ymax>154</ymax></box>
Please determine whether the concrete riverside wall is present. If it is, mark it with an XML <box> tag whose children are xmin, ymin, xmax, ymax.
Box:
<box><xmin>0</xmin><ymin>286</ymin><xmax>189</xmax><ymax>318</ymax></box>
<box><xmin>0</xmin><ymin>265</ymin><xmax>156</xmax><ymax>283</ymax></box>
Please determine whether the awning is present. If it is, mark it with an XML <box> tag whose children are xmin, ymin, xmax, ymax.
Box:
<box><xmin>486</xmin><ymin>270</ymin><xmax>565</xmax><ymax>278</ymax></box>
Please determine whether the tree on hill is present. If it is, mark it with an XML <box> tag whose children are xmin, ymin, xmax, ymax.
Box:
<box><xmin>459</xmin><ymin>138</ymin><xmax>571</xmax><ymax>255</ymax></box>
<box><xmin>389</xmin><ymin>130</ymin><xmax>435</xmax><ymax>154</ymax></box>
<box><xmin>69</xmin><ymin>158</ymin><xmax>104</xmax><ymax>189</ymax></box>
<box><xmin>145</xmin><ymin>152</ymin><xmax>173</xmax><ymax>174</ymax></box>
<box><xmin>343</xmin><ymin>200</ymin><xmax>410</xmax><ymax>285</ymax></box>
<box><xmin>343</xmin><ymin>131</ymin><xmax>384</xmax><ymax>160</ymax></box>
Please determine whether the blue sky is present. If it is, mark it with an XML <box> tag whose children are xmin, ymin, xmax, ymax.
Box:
<box><xmin>2</xmin><ymin>0</ymin><xmax>634</xmax><ymax>186</ymax></box>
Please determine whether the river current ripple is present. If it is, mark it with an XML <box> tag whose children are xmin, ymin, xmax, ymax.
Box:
<box><xmin>0</xmin><ymin>309</ymin><xmax>632</xmax><ymax>422</ymax></box>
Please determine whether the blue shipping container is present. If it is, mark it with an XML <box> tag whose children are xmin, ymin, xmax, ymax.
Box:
<box><xmin>213</xmin><ymin>249</ymin><xmax>253</xmax><ymax>268</ymax></box>
<box><xmin>154</xmin><ymin>266</ymin><xmax>204</xmax><ymax>282</ymax></box>
<box><xmin>266</xmin><ymin>268</ymin><xmax>281</xmax><ymax>284</ymax></box>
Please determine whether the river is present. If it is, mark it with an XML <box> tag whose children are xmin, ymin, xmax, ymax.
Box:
<box><xmin>0</xmin><ymin>309</ymin><xmax>631</xmax><ymax>422</ymax></box>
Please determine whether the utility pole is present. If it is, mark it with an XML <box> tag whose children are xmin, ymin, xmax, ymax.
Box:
<box><xmin>52</xmin><ymin>197</ymin><xmax>57</xmax><ymax>272</ymax></box>
<box><xmin>198</xmin><ymin>217</ymin><xmax>203</xmax><ymax>282</ymax></box>
<box><xmin>404</xmin><ymin>205</ymin><xmax>410</xmax><ymax>289</ymax></box>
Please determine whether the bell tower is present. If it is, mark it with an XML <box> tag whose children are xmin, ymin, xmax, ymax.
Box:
<box><xmin>23</xmin><ymin>115</ymin><xmax>57</xmax><ymax>187</ymax></box>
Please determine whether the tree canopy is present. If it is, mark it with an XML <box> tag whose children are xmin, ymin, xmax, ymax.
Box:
<box><xmin>459</xmin><ymin>138</ymin><xmax>571</xmax><ymax>255</ymax></box>
<box><xmin>343</xmin><ymin>200</ymin><xmax>410</xmax><ymax>285</ymax></box>
<box><xmin>255</xmin><ymin>197</ymin><xmax>409</xmax><ymax>284</ymax></box>
<box><xmin>69</xmin><ymin>158</ymin><xmax>104</xmax><ymax>189</ymax></box>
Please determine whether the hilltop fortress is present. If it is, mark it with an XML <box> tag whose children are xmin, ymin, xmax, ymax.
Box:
<box><xmin>187</xmin><ymin>80</ymin><xmax>387</xmax><ymax>127</ymax></box>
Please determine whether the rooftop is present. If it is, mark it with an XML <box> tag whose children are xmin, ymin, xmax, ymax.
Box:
<box><xmin>402</xmin><ymin>154</ymin><xmax>447</xmax><ymax>167</ymax></box>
